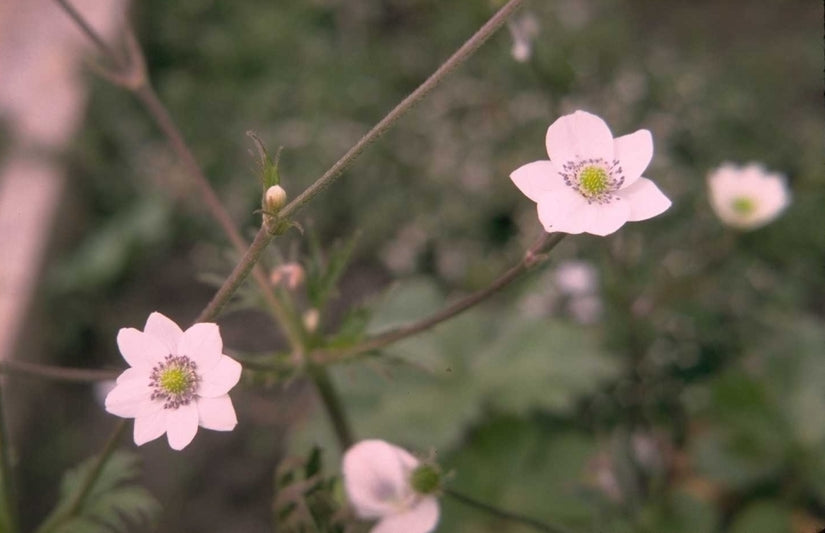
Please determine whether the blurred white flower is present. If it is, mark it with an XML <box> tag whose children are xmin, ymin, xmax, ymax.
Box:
<box><xmin>105</xmin><ymin>312</ymin><xmax>241</xmax><ymax>450</ymax></box>
<box><xmin>510</xmin><ymin>110</ymin><xmax>671</xmax><ymax>236</ymax></box>
<box><xmin>554</xmin><ymin>260</ymin><xmax>599</xmax><ymax>296</ymax></box>
<box><xmin>343</xmin><ymin>439</ymin><xmax>440</xmax><ymax>533</ymax></box>
<box><xmin>507</xmin><ymin>12</ymin><xmax>540</xmax><ymax>62</ymax></box>
<box><xmin>707</xmin><ymin>163</ymin><xmax>790</xmax><ymax>230</ymax></box>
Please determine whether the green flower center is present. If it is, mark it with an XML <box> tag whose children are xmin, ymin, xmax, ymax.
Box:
<box><xmin>579</xmin><ymin>166</ymin><xmax>610</xmax><ymax>196</ymax></box>
<box><xmin>410</xmin><ymin>464</ymin><xmax>441</xmax><ymax>495</ymax></box>
<box><xmin>560</xmin><ymin>158</ymin><xmax>624</xmax><ymax>204</ymax></box>
<box><xmin>150</xmin><ymin>355</ymin><xmax>200</xmax><ymax>409</ymax></box>
<box><xmin>159</xmin><ymin>367</ymin><xmax>190</xmax><ymax>395</ymax></box>
<box><xmin>730</xmin><ymin>196</ymin><xmax>756</xmax><ymax>215</ymax></box>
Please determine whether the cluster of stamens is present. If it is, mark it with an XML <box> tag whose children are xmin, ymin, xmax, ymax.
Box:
<box><xmin>559</xmin><ymin>158</ymin><xmax>624</xmax><ymax>204</ymax></box>
<box><xmin>149</xmin><ymin>354</ymin><xmax>200</xmax><ymax>410</ymax></box>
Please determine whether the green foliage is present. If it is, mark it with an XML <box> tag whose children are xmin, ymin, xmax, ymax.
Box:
<box><xmin>37</xmin><ymin>451</ymin><xmax>159</xmax><ymax>533</ymax></box>
<box><xmin>295</xmin><ymin>278</ymin><xmax>618</xmax><ymax>454</ymax></box>
<box><xmin>273</xmin><ymin>446</ymin><xmax>361</xmax><ymax>533</ymax></box>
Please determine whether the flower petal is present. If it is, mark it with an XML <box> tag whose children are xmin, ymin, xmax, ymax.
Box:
<box><xmin>117</xmin><ymin>328</ymin><xmax>169</xmax><ymax>369</ymax></box>
<box><xmin>105</xmin><ymin>378</ymin><xmax>151</xmax><ymax>418</ymax></box>
<box><xmin>614</xmin><ymin>129</ymin><xmax>653</xmax><ymax>186</ymax></box>
<box><xmin>343</xmin><ymin>440</ymin><xmax>419</xmax><ymax>519</ymax></box>
<box><xmin>134</xmin><ymin>409</ymin><xmax>167</xmax><ymax>446</ymax></box>
<box><xmin>619</xmin><ymin>177</ymin><xmax>672</xmax><ymax>222</ymax></box>
<box><xmin>372</xmin><ymin>497</ymin><xmax>439</xmax><ymax>533</ymax></box>
<box><xmin>177</xmin><ymin>323</ymin><xmax>222</xmax><ymax>371</ymax></box>
<box><xmin>582</xmin><ymin>197</ymin><xmax>631</xmax><ymax>236</ymax></box>
<box><xmin>144</xmin><ymin>312</ymin><xmax>184</xmax><ymax>354</ymax></box>
<box><xmin>509</xmin><ymin>160</ymin><xmax>564</xmax><ymax>203</ymax></box>
<box><xmin>166</xmin><ymin>402</ymin><xmax>199</xmax><ymax>450</ymax></box>
<box><xmin>116</xmin><ymin>367</ymin><xmax>145</xmax><ymax>385</ymax></box>
<box><xmin>545</xmin><ymin>110</ymin><xmax>613</xmax><ymax>164</ymax></box>
<box><xmin>198</xmin><ymin>356</ymin><xmax>242</xmax><ymax>398</ymax></box>
<box><xmin>536</xmin><ymin>187</ymin><xmax>589</xmax><ymax>234</ymax></box>
<box><xmin>197</xmin><ymin>396</ymin><xmax>238</xmax><ymax>431</ymax></box>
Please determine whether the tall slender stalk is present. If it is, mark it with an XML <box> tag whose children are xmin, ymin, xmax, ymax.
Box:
<box><xmin>308</xmin><ymin>366</ymin><xmax>354</xmax><ymax>451</ymax></box>
<box><xmin>0</xmin><ymin>384</ymin><xmax>18</xmax><ymax>533</ymax></box>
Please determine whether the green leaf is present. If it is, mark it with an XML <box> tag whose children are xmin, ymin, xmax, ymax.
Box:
<box><xmin>728</xmin><ymin>501</ymin><xmax>792</xmax><ymax>533</ymax></box>
<box><xmin>440</xmin><ymin>417</ymin><xmax>596</xmax><ymax>533</ymax></box>
<box><xmin>37</xmin><ymin>451</ymin><xmax>159</xmax><ymax>533</ymax></box>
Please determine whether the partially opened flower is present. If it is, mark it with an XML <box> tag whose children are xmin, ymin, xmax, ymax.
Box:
<box><xmin>510</xmin><ymin>110</ymin><xmax>671</xmax><ymax>236</ymax></box>
<box><xmin>105</xmin><ymin>312</ymin><xmax>241</xmax><ymax>450</ymax></box>
<box><xmin>343</xmin><ymin>439</ymin><xmax>440</xmax><ymax>533</ymax></box>
<box><xmin>707</xmin><ymin>163</ymin><xmax>790</xmax><ymax>230</ymax></box>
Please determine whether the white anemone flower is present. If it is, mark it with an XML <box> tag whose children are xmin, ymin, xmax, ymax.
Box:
<box><xmin>105</xmin><ymin>312</ymin><xmax>242</xmax><ymax>450</ymax></box>
<box><xmin>510</xmin><ymin>110</ymin><xmax>671</xmax><ymax>236</ymax></box>
<box><xmin>707</xmin><ymin>163</ymin><xmax>790</xmax><ymax>230</ymax></box>
<box><xmin>343</xmin><ymin>440</ymin><xmax>440</xmax><ymax>533</ymax></box>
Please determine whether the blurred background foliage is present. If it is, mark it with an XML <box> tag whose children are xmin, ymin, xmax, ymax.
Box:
<box><xmin>13</xmin><ymin>0</ymin><xmax>823</xmax><ymax>531</ymax></box>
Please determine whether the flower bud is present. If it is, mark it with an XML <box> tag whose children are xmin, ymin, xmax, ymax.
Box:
<box><xmin>410</xmin><ymin>464</ymin><xmax>442</xmax><ymax>495</ymax></box>
<box><xmin>302</xmin><ymin>308</ymin><xmax>320</xmax><ymax>333</ymax></box>
<box><xmin>264</xmin><ymin>185</ymin><xmax>287</xmax><ymax>212</ymax></box>
<box><xmin>269</xmin><ymin>263</ymin><xmax>305</xmax><ymax>290</ymax></box>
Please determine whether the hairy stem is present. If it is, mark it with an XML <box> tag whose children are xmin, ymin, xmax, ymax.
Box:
<box><xmin>191</xmin><ymin>0</ymin><xmax>526</xmax><ymax>345</ymax></box>
<box><xmin>314</xmin><ymin>233</ymin><xmax>565</xmax><ymax>364</ymax></box>
<box><xmin>445</xmin><ymin>488</ymin><xmax>573</xmax><ymax>533</ymax></box>
<box><xmin>0</xmin><ymin>384</ymin><xmax>18</xmax><ymax>533</ymax></box>
<box><xmin>278</xmin><ymin>0</ymin><xmax>525</xmax><ymax>221</ymax></box>
<box><xmin>0</xmin><ymin>360</ymin><xmax>118</xmax><ymax>383</ymax></box>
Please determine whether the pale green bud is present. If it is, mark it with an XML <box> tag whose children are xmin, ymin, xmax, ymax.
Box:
<box><xmin>410</xmin><ymin>464</ymin><xmax>441</xmax><ymax>495</ymax></box>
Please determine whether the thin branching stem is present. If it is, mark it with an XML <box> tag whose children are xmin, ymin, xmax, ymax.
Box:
<box><xmin>445</xmin><ymin>488</ymin><xmax>574</xmax><ymax>533</ymax></box>
<box><xmin>314</xmin><ymin>233</ymin><xmax>565</xmax><ymax>365</ymax></box>
<box><xmin>53</xmin><ymin>0</ymin><xmax>304</xmax><ymax>348</ymax></box>
<box><xmin>198</xmin><ymin>0</ymin><xmax>527</xmax><ymax>348</ymax></box>
<box><xmin>278</xmin><ymin>0</ymin><xmax>526</xmax><ymax>221</ymax></box>
<box><xmin>0</xmin><ymin>360</ymin><xmax>118</xmax><ymax>383</ymax></box>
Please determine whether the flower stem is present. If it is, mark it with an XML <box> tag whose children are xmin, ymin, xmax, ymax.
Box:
<box><xmin>36</xmin><ymin>420</ymin><xmax>127</xmax><ymax>533</ymax></box>
<box><xmin>313</xmin><ymin>233</ymin><xmax>565</xmax><ymax>364</ymax></box>
<box><xmin>0</xmin><ymin>384</ymin><xmax>19</xmax><ymax>533</ymax></box>
<box><xmin>445</xmin><ymin>488</ymin><xmax>574</xmax><ymax>533</ymax></box>
<box><xmin>0</xmin><ymin>360</ymin><xmax>118</xmax><ymax>383</ymax></box>
<box><xmin>308</xmin><ymin>366</ymin><xmax>354</xmax><ymax>451</ymax></box>
<box><xmin>278</xmin><ymin>0</ymin><xmax>525</xmax><ymax>221</ymax></box>
<box><xmin>190</xmin><ymin>0</ymin><xmax>527</xmax><ymax>339</ymax></box>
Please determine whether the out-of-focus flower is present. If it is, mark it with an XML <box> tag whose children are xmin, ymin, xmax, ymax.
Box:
<box><xmin>510</xmin><ymin>110</ymin><xmax>671</xmax><ymax>236</ymax></box>
<box><xmin>105</xmin><ymin>312</ymin><xmax>241</xmax><ymax>450</ymax></box>
<box><xmin>554</xmin><ymin>260</ymin><xmax>598</xmax><ymax>296</ymax></box>
<box><xmin>707</xmin><ymin>163</ymin><xmax>790</xmax><ymax>230</ymax></box>
<box><xmin>270</xmin><ymin>262</ymin><xmax>305</xmax><ymax>290</ymax></box>
<box><xmin>507</xmin><ymin>12</ymin><xmax>540</xmax><ymax>62</ymax></box>
<box><xmin>343</xmin><ymin>439</ymin><xmax>440</xmax><ymax>533</ymax></box>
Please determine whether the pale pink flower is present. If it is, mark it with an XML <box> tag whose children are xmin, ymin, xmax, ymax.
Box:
<box><xmin>510</xmin><ymin>110</ymin><xmax>671</xmax><ymax>236</ymax></box>
<box><xmin>707</xmin><ymin>162</ymin><xmax>790</xmax><ymax>230</ymax></box>
<box><xmin>343</xmin><ymin>440</ymin><xmax>440</xmax><ymax>533</ymax></box>
<box><xmin>105</xmin><ymin>312</ymin><xmax>241</xmax><ymax>450</ymax></box>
